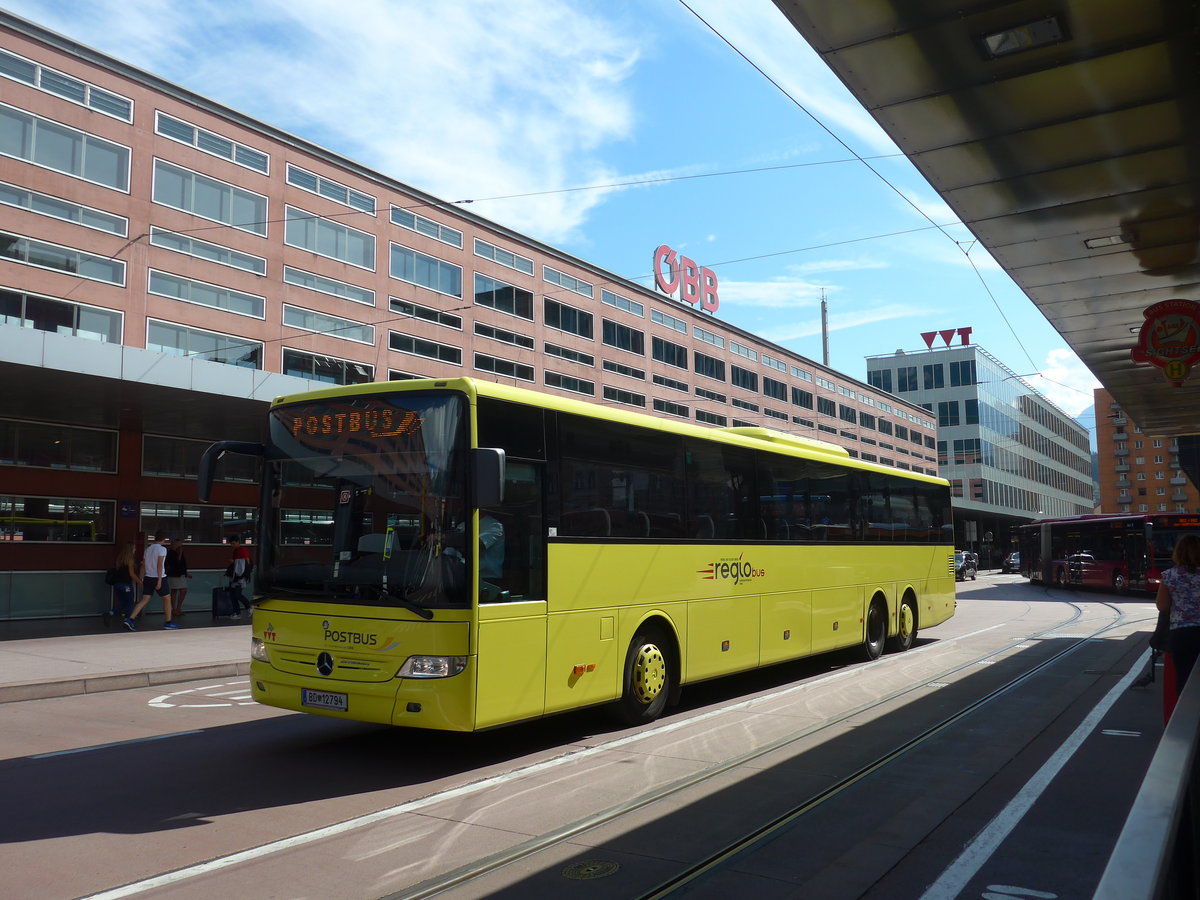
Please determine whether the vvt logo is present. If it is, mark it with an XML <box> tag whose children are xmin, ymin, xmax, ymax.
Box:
<box><xmin>653</xmin><ymin>244</ymin><xmax>719</xmax><ymax>313</ymax></box>
<box><xmin>698</xmin><ymin>553</ymin><xmax>765</xmax><ymax>585</ymax></box>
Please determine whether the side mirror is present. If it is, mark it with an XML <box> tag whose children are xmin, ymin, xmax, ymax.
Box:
<box><xmin>470</xmin><ymin>447</ymin><xmax>505</xmax><ymax>508</ymax></box>
<box><xmin>198</xmin><ymin>441</ymin><xmax>265</xmax><ymax>502</ymax></box>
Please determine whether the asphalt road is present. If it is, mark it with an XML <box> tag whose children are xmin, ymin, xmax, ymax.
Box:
<box><xmin>0</xmin><ymin>575</ymin><xmax>1163</xmax><ymax>900</ymax></box>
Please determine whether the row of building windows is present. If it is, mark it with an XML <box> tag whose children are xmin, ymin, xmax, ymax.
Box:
<box><xmin>1</xmin><ymin>46</ymin><xmax>133</xmax><ymax>120</ymax></box>
<box><xmin>870</xmin><ymin>360</ymin><xmax>978</xmax><ymax>394</ymax></box>
<box><xmin>0</xmin><ymin>96</ymin><xmax>926</xmax><ymax>446</ymax></box>
<box><xmin>0</xmin><ymin>87</ymin><xmax>944</xmax><ymax>468</ymax></box>
<box><xmin>0</xmin><ymin>495</ymin><xmax>258</xmax><ymax>545</ymax></box>
<box><xmin>1</xmin><ymin>101</ymin><xmax>914</xmax><ymax>415</ymax></box>
<box><xmin>0</xmin><ymin>418</ymin><xmax>258</xmax><ymax>480</ymax></box>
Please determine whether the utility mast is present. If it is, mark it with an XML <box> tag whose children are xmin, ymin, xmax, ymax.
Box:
<box><xmin>820</xmin><ymin>289</ymin><xmax>829</xmax><ymax>366</ymax></box>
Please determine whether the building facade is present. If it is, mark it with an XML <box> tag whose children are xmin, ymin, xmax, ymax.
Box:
<box><xmin>1094</xmin><ymin>387</ymin><xmax>1200</xmax><ymax>514</ymax></box>
<box><xmin>866</xmin><ymin>342</ymin><xmax>1094</xmax><ymax>563</ymax></box>
<box><xmin>0</xmin><ymin>13</ymin><xmax>939</xmax><ymax>621</ymax></box>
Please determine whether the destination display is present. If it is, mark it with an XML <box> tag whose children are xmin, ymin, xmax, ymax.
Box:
<box><xmin>279</xmin><ymin>398</ymin><xmax>424</xmax><ymax>447</ymax></box>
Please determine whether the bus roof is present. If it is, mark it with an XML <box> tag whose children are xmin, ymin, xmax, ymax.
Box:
<box><xmin>271</xmin><ymin>377</ymin><xmax>949</xmax><ymax>487</ymax></box>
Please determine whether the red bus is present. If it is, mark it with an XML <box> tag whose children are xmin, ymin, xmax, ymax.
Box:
<box><xmin>1017</xmin><ymin>513</ymin><xmax>1200</xmax><ymax>593</ymax></box>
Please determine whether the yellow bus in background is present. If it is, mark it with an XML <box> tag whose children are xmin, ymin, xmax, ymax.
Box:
<box><xmin>200</xmin><ymin>378</ymin><xmax>955</xmax><ymax>731</ymax></box>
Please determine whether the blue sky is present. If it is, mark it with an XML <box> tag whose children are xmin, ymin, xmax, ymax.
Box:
<box><xmin>8</xmin><ymin>0</ymin><xmax>1100</xmax><ymax>426</ymax></box>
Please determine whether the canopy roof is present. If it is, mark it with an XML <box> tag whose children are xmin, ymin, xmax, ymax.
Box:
<box><xmin>774</xmin><ymin>0</ymin><xmax>1200</xmax><ymax>435</ymax></box>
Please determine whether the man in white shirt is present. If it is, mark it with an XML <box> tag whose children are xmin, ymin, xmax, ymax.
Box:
<box><xmin>127</xmin><ymin>533</ymin><xmax>178</xmax><ymax>630</ymax></box>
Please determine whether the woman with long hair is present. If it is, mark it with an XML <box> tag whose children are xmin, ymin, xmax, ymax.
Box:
<box><xmin>108</xmin><ymin>542</ymin><xmax>142</xmax><ymax>631</ymax></box>
<box><xmin>1156</xmin><ymin>533</ymin><xmax>1200</xmax><ymax>697</ymax></box>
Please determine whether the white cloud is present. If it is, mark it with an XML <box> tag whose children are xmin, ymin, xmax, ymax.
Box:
<box><xmin>786</xmin><ymin>257</ymin><xmax>890</xmax><ymax>275</ymax></box>
<box><xmin>683</xmin><ymin>1</ymin><xmax>899</xmax><ymax>157</ymax></box>
<box><xmin>1028</xmin><ymin>348</ymin><xmax>1101</xmax><ymax>418</ymax></box>
<box><xmin>764</xmin><ymin>303</ymin><xmax>935</xmax><ymax>343</ymax></box>
<box><xmin>716</xmin><ymin>276</ymin><xmax>825</xmax><ymax>309</ymax></box>
<box><xmin>10</xmin><ymin>0</ymin><xmax>643</xmax><ymax>243</ymax></box>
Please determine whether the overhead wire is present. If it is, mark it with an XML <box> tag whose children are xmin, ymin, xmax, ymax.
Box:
<box><xmin>675</xmin><ymin>1</ymin><xmax>1086</xmax><ymax>398</ymax></box>
<box><xmin>14</xmin><ymin>8</ymin><xmax>1094</xmax><ymax>419</ymax></box>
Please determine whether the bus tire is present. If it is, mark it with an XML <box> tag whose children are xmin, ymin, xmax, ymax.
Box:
<box><xmin>887</xmin><ymin>594</ymin><xmax>918</xmax><ymax>653</ymax></box>
<box><xmin>863</xmin><ymin>596</ymin><xmax>887</xmax><ymax>661</ymax></box>
<box><xmin>1113</xmin><ymin>571</ymin><xmax>1128</xmax><ymax>594</ymax></box>
<box><xmin>615</xmin><ymin>630</ymin><xmax>673</xmax><ymax>725</ymax></box>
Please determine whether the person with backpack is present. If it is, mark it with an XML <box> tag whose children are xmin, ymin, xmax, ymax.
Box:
<box><xmin>226</xmin><ymin>535</ymin><xmax>254</xmax><ymax>619</ymax></box>
<box><xmin>165</xmin><ymin>539</ymin><xmax>192</xmax><ymax>618</ymax></box>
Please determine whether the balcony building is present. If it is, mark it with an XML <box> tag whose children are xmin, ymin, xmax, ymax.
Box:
<box><xmin>1095</xmin><ymin>387</ymin><xmax>1200</xmax><ymax>516</ymax></box>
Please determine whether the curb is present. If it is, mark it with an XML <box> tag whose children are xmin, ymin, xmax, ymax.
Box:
<box><xmin>0</xmin><ymin>660</ymin><xmax>253</xmax><ymax>704</ymax></box>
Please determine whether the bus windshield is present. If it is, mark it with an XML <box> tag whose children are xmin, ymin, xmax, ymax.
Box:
<box><xmin>264</xmin><ymin>392</ymin><xmax>469</xmax><ymax>609</ymax></box>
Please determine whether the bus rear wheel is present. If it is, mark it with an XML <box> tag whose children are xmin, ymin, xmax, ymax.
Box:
<box><xmin>1113</xmin><ymin>571</ymin><xmax>1128</xmax><ymax>594</ymax></box>
<box><xmin>887</xmin><ymin>595</ymin><xmax>917</xmax><ymax>653</ymax></box>
<box><xmin>863</xmin><ymin>597</ymin><xmax>887</xmax><ymax>661</ymax></box>
<box><xmin>615</xmin><ymin>630</ymin><xmax>673</xmax><ymax>725</ymax></box>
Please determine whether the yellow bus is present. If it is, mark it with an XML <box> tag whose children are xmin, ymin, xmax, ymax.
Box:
<box><xmin>199</xmin><ymin>377</ymin><xmax>955</xmax><ymax>731</ymax></box>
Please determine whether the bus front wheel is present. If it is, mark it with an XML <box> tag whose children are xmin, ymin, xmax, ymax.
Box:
<box><xmin>1113</xmin><ymin>571</ymin><xmax>1128</xmax><ymax>594</ymax></box>
<box><xmin>863</xmin><ymin>597</ymin><xmax>887</xmax><ymax>661</ymax></box>
<box><xmin>887</xmin><ymin>595</ymin><xmax>918</xmax><ymax>653</ymax></box>
<box><xmin>615</xmin><ymin>630</ymin><xmax>673</xmax><ymax>725</ymax></box>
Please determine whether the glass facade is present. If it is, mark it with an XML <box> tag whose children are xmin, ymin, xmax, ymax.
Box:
<box><xmin>866</xmin><ymin>345</ymin><xmax>1093</xmax><ymax>525</ymax></box>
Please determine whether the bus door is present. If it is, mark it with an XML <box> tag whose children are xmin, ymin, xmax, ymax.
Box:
<box><xmin>474</xmin><ymin>460</ymin><xmax>548</xmax><ymax>728</ymax></box>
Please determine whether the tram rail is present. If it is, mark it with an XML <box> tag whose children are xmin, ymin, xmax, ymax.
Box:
<box><xmin>389</xmin><ymin>592</ymin><xmax>1148</xmax><ymax>899</ymax></box>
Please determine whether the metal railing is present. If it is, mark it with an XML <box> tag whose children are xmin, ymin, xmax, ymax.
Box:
<box><xmin>1095</xmin><ymin>661</ymin><xmax>1200</xmax><ymax>899</ymax></box>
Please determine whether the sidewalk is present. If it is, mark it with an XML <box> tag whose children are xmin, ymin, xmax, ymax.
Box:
<box><xmin>0</xmin><ymin>613</ymin><xmax>252</xmax><ymax>704</ymax></box>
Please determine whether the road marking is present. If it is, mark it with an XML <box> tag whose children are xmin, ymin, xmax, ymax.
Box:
<box><xmin>922</xmin><ymin>652</ymin><xmax>1146</xmax><ymax>900</ymax></box>
<box><xmin>982</xmin><ymin>886</ymin><xmax>1057</xmax><ymax>898</ymax></box>
<box><xmin>79</xmin><ymin>622</ymin><xmax>1015</xmax><ymax>899</ymax></box>
<box><xmin>149</xmin><ymin>681</ymin><xmax>256</xmax><ymax>708</ymax></box>
<box><xmin>31</xmin><ymin>732</ymin><xmax>203</xmax><ymax>759</ymax></box>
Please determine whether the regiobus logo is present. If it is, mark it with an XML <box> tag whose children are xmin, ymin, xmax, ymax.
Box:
<box><xmin>698</xmin><ymin>553</ymin><xmax>765</xmax><ymax>585</ymax></box>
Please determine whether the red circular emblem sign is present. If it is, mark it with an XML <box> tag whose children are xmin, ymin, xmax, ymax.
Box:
<box><xmin>1131</xmin><ymin>298</ymin><xmax>1200</xmax><ymax>385</ymax></box>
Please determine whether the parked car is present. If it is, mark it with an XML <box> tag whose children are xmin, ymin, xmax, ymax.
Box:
<box><xmin>1001</xmin><ymin>551</ymin><xmax>1021</xmax><ymax>574</ymax></box>
<box><xmin>955</xmin><ymin>550</ymin><xmax>977</xmax><ymax>581</ymax></box>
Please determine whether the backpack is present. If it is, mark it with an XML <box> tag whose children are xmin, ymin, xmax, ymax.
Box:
<box><xmin>104</xmin><ymin>568</ymin><xmax>119</xmax><ymax>586</ymax></box>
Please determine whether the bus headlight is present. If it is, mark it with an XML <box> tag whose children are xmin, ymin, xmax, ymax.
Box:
<box><xmin>251</xmin><ymin>637</ymin><xmax>270</xmax><ymax>662</ymax></box>
<box><xmin>397</xmin><ymin>655</ymin><xmax>468</xmax><ymax>678</ymax></box>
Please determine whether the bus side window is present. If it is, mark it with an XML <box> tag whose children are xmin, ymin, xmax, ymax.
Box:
<box><xmin>685</xmin><ymin>441</ymin><xmax>758</xmax><ymax>540</ymax></box>
<box><xmin>481</xmin><ymin>461</ymin><xmax>544</xmax><ymax>603</ymax></box>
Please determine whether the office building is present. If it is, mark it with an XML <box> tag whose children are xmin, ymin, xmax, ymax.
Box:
<box><xmin>0</xmin><ymin>12</ymin><xmax>938</xmax><ymax>620</ymax></box>
<box><xmin>866</xmin><ymin>340</ymin><xmax>1093</xmax><ymax>562</ymax></box>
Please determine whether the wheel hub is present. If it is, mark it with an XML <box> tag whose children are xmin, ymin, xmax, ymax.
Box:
<box><xmin>632</xmin><ymin>643</ymin><xmax>666</xmax><ymax>704</ymax></box>
<box><xmin>898</xmin><ymin>604</ymin><xmax>914</xmax><ymax>639</ymax></box>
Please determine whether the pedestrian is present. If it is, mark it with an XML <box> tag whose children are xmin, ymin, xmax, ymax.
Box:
<box><xmin>166</xmin><ymin>539</ymin><xmax>191</xmax><ymax>618</ymax></box>
<box><xmin>226</xmin><ymin>535</ymin><xmax>254</xmax><ymax>618</ymax></box>
<box><xmin>106</xmin><ymin>542</ymin><xmax>142</xmax><ymax>629</ymax></box>
<box><xmin>1155</xmin><ymin>533</ymin><xmax>1200</xmax><ymax>702</ymax></box>
<box><xmin>129</xmin><ymin>532</ymin><xmax>179</xmax><ymax>629</ymax></box>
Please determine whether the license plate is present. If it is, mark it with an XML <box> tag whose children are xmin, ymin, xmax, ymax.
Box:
<box><xmin>301</xmin><ymin>688</ymin><xmax>347</xmax><ymax>712</ymax></box>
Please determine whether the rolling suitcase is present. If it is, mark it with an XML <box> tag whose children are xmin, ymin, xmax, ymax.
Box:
<box><xmin>211</xmin><ymin>585</ymin><xmax>237</xmax><ymax>619</ymax></box>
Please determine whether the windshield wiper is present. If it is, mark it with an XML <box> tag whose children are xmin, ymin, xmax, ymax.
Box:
<box><xmin>375</xmin><ymin>587</ymin><xmax>434</xmax><ymax>620</ymax></box>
